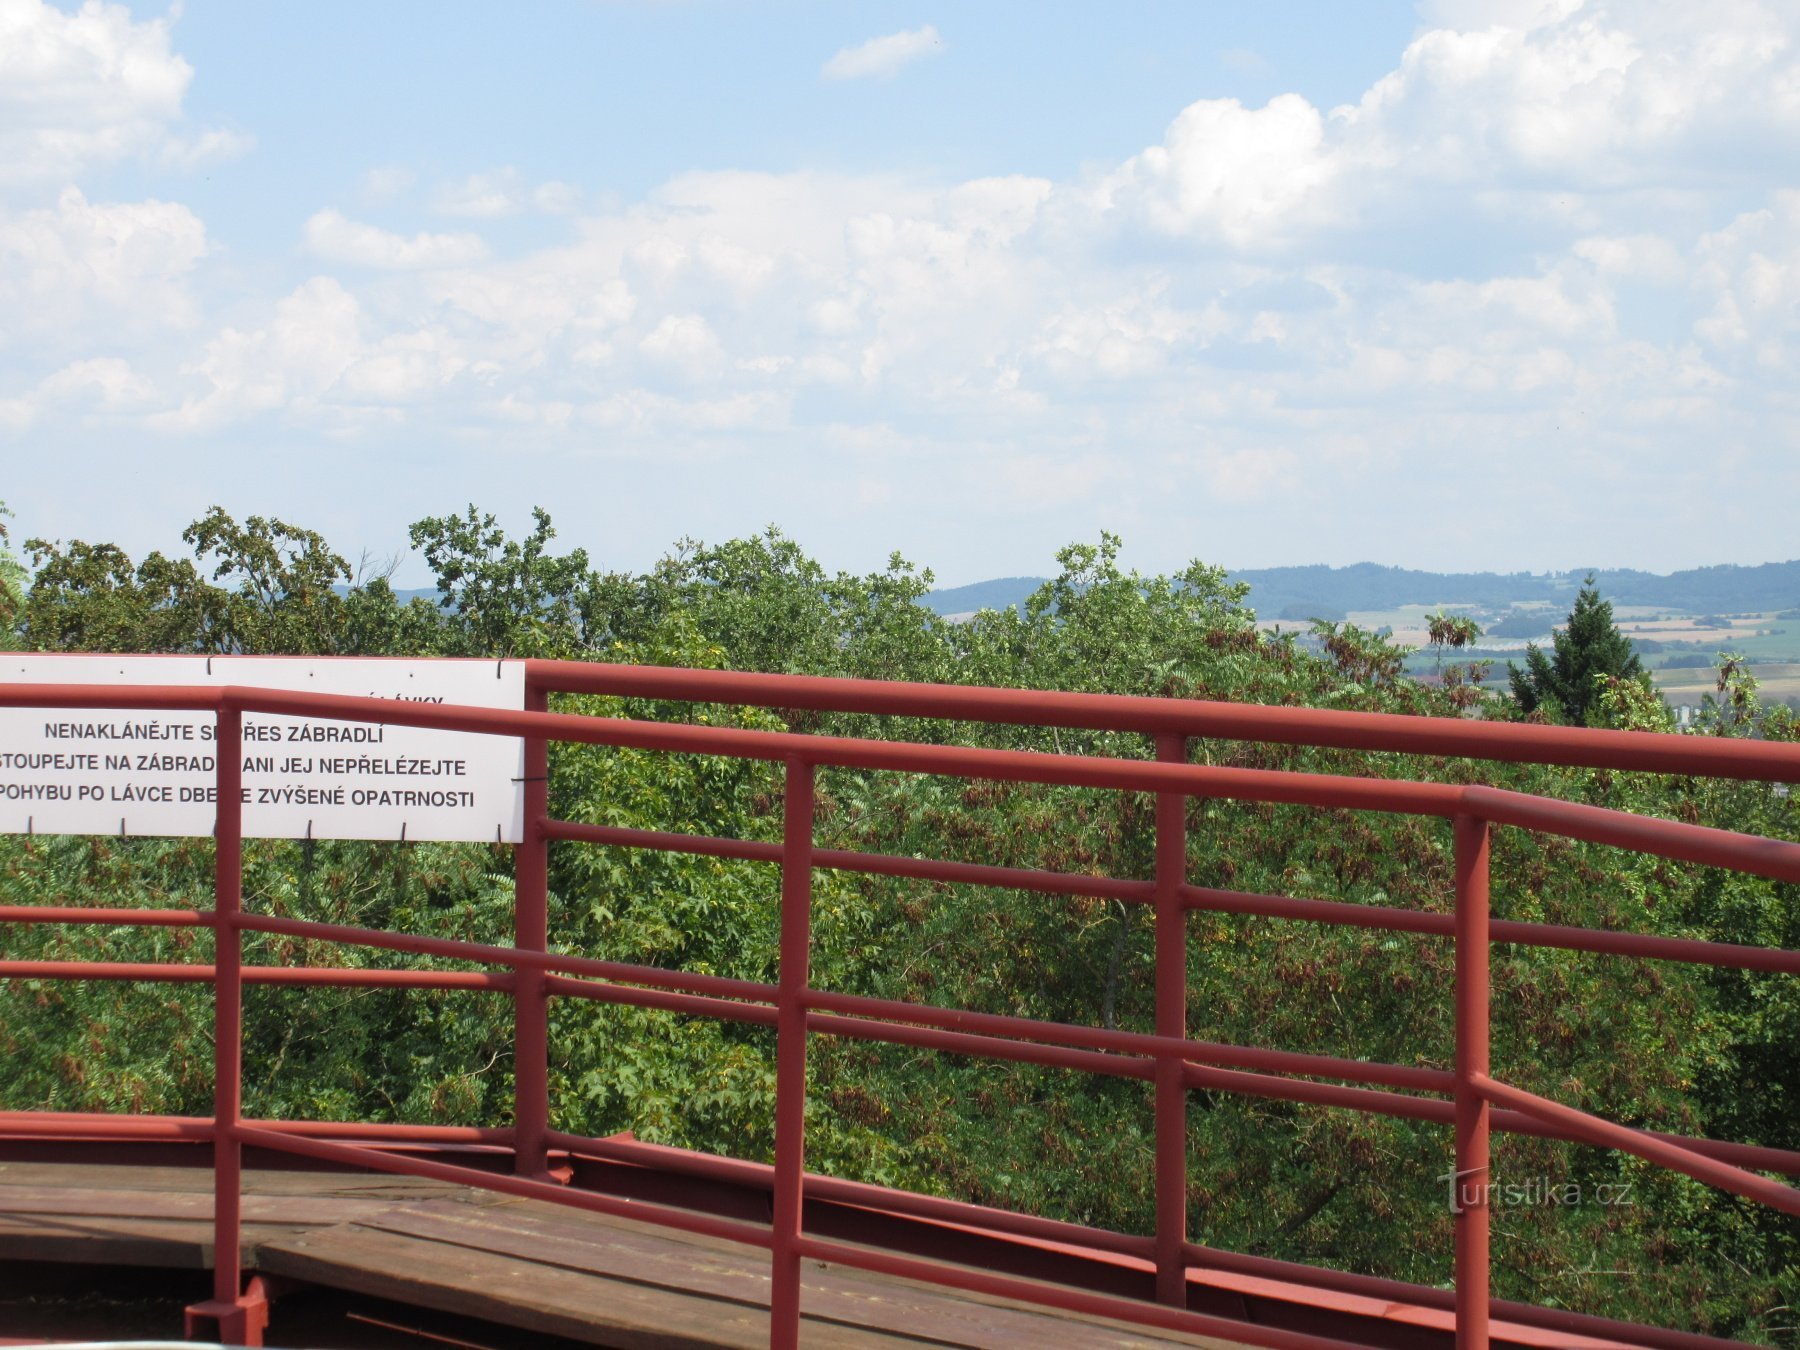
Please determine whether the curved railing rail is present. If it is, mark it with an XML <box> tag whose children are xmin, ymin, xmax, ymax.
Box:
<box><xmin>0</xmin><ymin>663</ymin><xmax>1797</xmax><ymax>1350</ymax></box>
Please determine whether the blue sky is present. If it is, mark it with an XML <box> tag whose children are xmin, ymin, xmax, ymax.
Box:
<box><xmin>3</xmin><ymin>0</ymin><xmax>1798</xmax><ymax>587</ymax></box>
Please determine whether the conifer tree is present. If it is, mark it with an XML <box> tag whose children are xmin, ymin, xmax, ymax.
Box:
<box><xmin>1508</xmin><ymin>574</ymin><xmax>1642</xmax><ymax>724</ymax></box>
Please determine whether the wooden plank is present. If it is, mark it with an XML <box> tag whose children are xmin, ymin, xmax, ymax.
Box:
<box><xmin>0</xmin><ymin>1159</ymin><xmax>466</xmax><ymax>1201</ymax></box>
<box><xmin>0</xmin><ymin>1214</ymin><xmax>297</xmax><ymax>1269</ymax></box>
<box><xmin>349</xmin><ymin>1196</ymin><xmax>1230</xmax><ymax>1349</ymax></box>
<box><xmin>0</xmin><ymin>1162</ymin><xmax>1247</xmax><ymax>1348</ymax></box>
<box><xmin>0</xmin><ymin>1183</ymin><xmax>432</xmax><ymax>1227</ymax></box>
<box><xmin>257</xmin><ymin>1223</ymin><xmax>893</xmax><ymax>1350</ymax></box>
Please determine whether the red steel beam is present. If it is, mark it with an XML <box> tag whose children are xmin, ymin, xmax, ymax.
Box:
<box><xmin>210</xmin><ymin>705</ymin><xmax>244</xmax><ymax>1313</ymax></box>
<box><xmin>770</xmin><ymin>757</ymin><xmax>814</xmax><ymax>1349</ymax></box>
<box><xmin>233</xmin><ymin>910</ymin><xmax>778</xmax><ymax>1005</ymax></box>
<box><xmin>547</xmin><ymin>821</ymin><xmax>1800</xmax><ymax>974</ymax></box>
<box><xmin>0</xmin><ymin>1112</ymin><xmax>509</xmax><ymax>1144</ymax></box>
<box><xmin>0</xmin><ymin>905</ymin><xmax>207</xmax><ymax>927</ymax></box>
<box><xmin>7</xmin><ymin>674</ymin><xmax>1800</xmax><ymax>1349</ymax></box>
<box><xmin>794</xmin><ymin>1234</ymin><xmax>1362</xmax><ymax>1350</ymax></box>
<box><xmin>1466</xmin><ymin>784</ymin><xmax>1800</xmax><ymax>883</ymax></box>
<box><xmin>1454</xmin><ymin>815</ymin><xmax>1492</xmax><ymax>1350</ymax></box>
<box><xmin>521</xmin><ymin>659</ymin><xmax>1800</xmax><ymax>781</ymax></box>
<box><xmin>543</xmin><ymin>818</ymin><xmax>1157</xmax><ymax>905</ymax></box>
<box><xmin>0</xmin><ymin>960</ymin><xmax>513</xmax><ymax>990</ymax></box>
<box><xmin>233</xmin><ymin>1123</ymin><xmax>774</xmax><ymax>1250</ymax></box>
<box><xmin>545</xmin><ymin>1129</ymin><xmax>1155</xmax><ymax>1260</ymax></box>
<box><xmin>559</xmin><ymin>1129</ymin><xmax>1756</xmax><ymax>1350</ymax></box>
<box><xmin>542</xmin><ymin>973</ymin><xmax>778</xmax><ymax>1026</ymax></box>
<box><xmin>801</xmin><ymin>987</ymin><xmax>1452</xmax><ymax>1093</ymax></box>
<box><xmin>1475</xmin><ymin>1074</ymin><xmax>1800</xmax><ymax>1218</ymax></box>
<box><xmin>11</xmin><ymin>680</ymin><xmax>1800</xmax><ymax>880</ymax></box>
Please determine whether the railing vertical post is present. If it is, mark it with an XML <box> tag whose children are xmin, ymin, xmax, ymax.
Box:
<box><xmin>1454</xmin><ymin>813</ymin><xmax>1491</xmax><ymax>1350</ymax></box>
<box><xmin>212</xmin><ymin>701</ymin><xmax>247</xmax><ymax>1312</ymax></box>
<box><xmin>513</xmin><ymin>677</ymin><xmax>551</xmax><ymax>1177</ymax></box>
<box><xmin>770</xmin><ymin>755</ymin><xmax>815</xmax><ymax>1349</ymax></box>
<box><xmin>1153</xmin><ymin>733</ymin><xmax>1189</xmax><ymax>1307</ymax></box>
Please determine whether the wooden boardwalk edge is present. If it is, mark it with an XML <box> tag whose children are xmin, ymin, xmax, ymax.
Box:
<box><xmin>0</xmin><ymin>1163</ymin><xmax>1241</xmax><ymax>1349</ymax></box>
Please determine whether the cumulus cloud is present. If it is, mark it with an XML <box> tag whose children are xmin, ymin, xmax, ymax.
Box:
<box><xmin>303</xmin><ymin>209</ymin><xmax>490</xmax><ymax>269</ymax></box>
<box><xmin>156</xmin><ymin>276</ymin><xmax>475</xmax><ymax>430</ymax></box>
<box><xmin>0</xmin><ymin>0</ymin><xmax>247</xmax><ymax>186</ymax></box>
<box><xmin>822</xmin><ymin>25</ymin><xmax>944</xmax><ymax>81</ymax></box>
<box><xmin>1693</xmin><ymin>190</ymin><xmax>1800</xmax><ymax>373</ymax></box>
<box><xmin>361</xmin><ymin>167</ymin><xmax>417</xmax><ymax>202</ymax></box>
<box><xmin>19</xmin><ymin>0</ymin><xmax>1800</xmax><ymax>574</ymax></box>
<box><xmin>433</xmin><ymin>169</ymin><xmax>582</xmax><ymax>218</ymax></box>
<box><xmin>0</xmin><ymin>355</ymin><xmax>156</xmax><ymax>429</ymax></box>
<box><xmin>0</xmin><ymin>187</ymin><xmax>208</xmax><ymax>339</ymax></box>
<box><xmin>1113</xmin><ymin>94</ymin><xmax>1335</xmax><ymax>247</ymax></box>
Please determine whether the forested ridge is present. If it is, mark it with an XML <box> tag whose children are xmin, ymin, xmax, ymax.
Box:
<box><xmin>925</xmin><ymin>560</ymin><xmax>1800</xmax><ymax>622</ymax></box>
<box><xmin>1</xmin><ymin>504</ymin><xmax>1796</xmax><ymax>1340</ymax></box>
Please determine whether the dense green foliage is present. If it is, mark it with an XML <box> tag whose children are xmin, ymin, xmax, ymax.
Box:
<box><xmin>2</xmin><ymin>508</ymin><xmax>1796</xmax><ymax>1340</ymax></box>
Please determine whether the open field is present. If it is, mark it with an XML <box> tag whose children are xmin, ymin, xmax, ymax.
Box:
<box><xmin>1255</xmin><ymin>597</ymin><xmax>1800</xmax><ymax>709</ymax></box>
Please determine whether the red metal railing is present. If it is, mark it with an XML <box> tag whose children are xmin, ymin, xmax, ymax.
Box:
<box><xmin>2</xmin><ymin>661</ymin><xmax>1799</xmax><ymax>1349</ymax></box>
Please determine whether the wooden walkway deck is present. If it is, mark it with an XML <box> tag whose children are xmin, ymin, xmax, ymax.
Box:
<box><xmin>0</xmin><ymin>1161</ymin><xmax>1244</xmax><ymax>1348</ymax></box>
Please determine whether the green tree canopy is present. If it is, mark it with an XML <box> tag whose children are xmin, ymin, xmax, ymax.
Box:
<box><xmin>0</xmin><ymin>502</ymin><xmax>25</xmax><ymax>648</ymax></box>
<box><xmin>1508</xmin><ymin>575</ymin><xmax>1643</xmax><ymax>724</ymax></box>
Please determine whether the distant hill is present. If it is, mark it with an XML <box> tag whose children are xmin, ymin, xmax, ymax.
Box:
<box><xmin>920</xmin><ymin>577</ymin><xmax>1051</xmax><ymax>616</ymax></box>
<box><xmin>921</xmin><ymin>561</ymin><xmax>1800</xmax><ymax>619</ymax></box>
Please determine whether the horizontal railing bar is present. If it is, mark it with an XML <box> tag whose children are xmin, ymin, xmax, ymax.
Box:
<box><xmin>793</xmin><ymin>1234</ymin><xmax>1361</xmax><ymax>1350</ymax></box>
<box><xmin>553</xmin><ymin>824</ymin><xmax>1800</xmax><ymax>974</ymax></box>
<box><xmin>12</xmin><ymin>955</ymin><xmax>1794</xmax><ymax>1171</ymax></box>
<box><xmin>543</xmin><ymin>819</ymin><xmax>1158</xmax><ymax>904</ymax></box>
<box><xmin>1474</xmin><ymin>1074</ymin><xmax>1800</xmax><ymax>1217</ymax></box>
<box><xmin>807</xmin><ymin>1011</ymin><xmax>1156</xmax><ymax>1081</ymax></box>
<box><xmin>8</xmin><ymin>684</ymin><xmax>1800</xmax><ymax>881</ymax></box>
<box><xmin>232</xmin><ymin>1124</ymin><xmax>775</xmax><ymax>1249</ymax></box>
<box><xmin>1180</xmin><ymin>1239</ymin><xmax>1757</xmax><ymax>1350</ymax></box>
<box><xmin>213</xmin><ymin>684</ymin><xmax>1465</xmax><ymax>817</ymax></box>
<box><xmin>544</xmin><ymin>1129</ymin><xmax>1156</xmax><ymax>1260</ymax></box>
<box><xmin>1183</xmin><ymin>883</ymin><xmax>1454</xmax><ymax>933</ymax></box>
<box><xmin>1491</xmin><ymin>917</ymin><xmax>1800</xmax><ymax>975</ymax></box>
<box><xmin>803</xmin><ymin>988</ymin><xmax>1451</xmax><ymax>1093</ymax></box>
<box><xmin>233</xmin><ymin>911</ymin><xmax>778</xmax><ymax>1005</ymax></box>
<box><xmin>6</xmin><ymin>679</ymin><xmax>1425</xmax><ymax>822</ymax></box>
<box><xmin>0</xmin><ymin>1112</ymin><xmax>512</xmax><ymax>1144</ymax></box>
<box><xmin>1467</xmin><ymin>785</ymin><xmax>1800</xmax><ymax>886</ymax></box>
<box><xmin>1184</xmin><ymin>1063</ymin><xmax>1449</xmax><ymax>1119</ymax></box>
<box><xmin>0</xmin><ymin>685</ymin><xmax>222</xmax><ymax>711</ymax></box>
<box><xmin>0</xmin><ymin>905</ymin><xmax>207</xmax><ymax>927</ymax></box>
<box><xmin>525</xmin><ymin>660</ymin><xmax>1800</xmax><ymax>782</ymax></box>
<box><xmin>0</xmin><ymin>1113</ymin><xmax>213</xmax><ymax>1140</ymax></box>
<box><xmin>0</xmin><ymin>960</ymin><xmax>513</xmax><ymax>991</ymax></box>
<box><xmin>1187</xmin><ymin>885</ymin><xmax>1800</xmax><ymax>973</ymax></box>
<box><xmin>542</xmin><ymin>973</ymin><xmax>779</xmax><ymax>1026</ymax></box>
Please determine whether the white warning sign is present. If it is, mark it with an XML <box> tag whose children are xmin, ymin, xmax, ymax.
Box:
<box><xmin>0</xmin><ymin>656</ymin><xmax>526</xmax><ymax>842</ymax></box>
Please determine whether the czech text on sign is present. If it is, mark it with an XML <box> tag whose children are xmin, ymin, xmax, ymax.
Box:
<box><xmin>0</xmin><ymin>657</ymin><xmax>526</xmax><ymax>842</ymax></box>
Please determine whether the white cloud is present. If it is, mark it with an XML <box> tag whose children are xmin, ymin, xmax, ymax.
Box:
<box><xmin>822</xmin><ymin>25</ymin><xmax>944</xmax><ymax>81</ymax></box>
<box><xmin>1693</xmin><ymin>190</ymin><xmax>1800</xmax><ymax>372</ymax></box>
<box><xmin>0</xmin><ymin>0</ymin><xmax>246</xmax><ymax>186</ymax></box>
<box><xmin>303</xmin><ymin>209</ymin><xmax>490</xmax><ymax>269</ymax></box>
<box><xmin>639</xmin><ymin>313</ymin><xmax>722</xmax><ymax>366</ymax></box>
<box><xmin>156</xmin><ymin>276</ymin><xmax>474</xmax><ymax>430</ymax></box>
<box><xmin>0</xmin><ymin>187</ymin><xmax>208</xmax><ymax>338</ymax></box>
<box><xmin>22</xmin><ymin>0</ymin><xmax>1800</xmax><ymax>577</ymax></box>
<box><xmin>0</xmin><ymin>355</ymin><xmax>156</xmax><ymax>428</ymax></box>
<box><xmin>433</xmin><ymin>169</ymin><xmax>583</xmax><ymax>218</ymax></box>
<box><xmin>1113</xmin><ymin>94</ymin><xmax>1335</xmax><ymax>247</ymax></box>
<box><xmin>361</xmin><ymin>167</ymin><xmax>417</xmax><ymax>202</ymax></box>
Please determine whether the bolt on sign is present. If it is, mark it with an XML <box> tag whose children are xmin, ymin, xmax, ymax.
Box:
<box><xmin>0</xmin><ymin>656</ymin><xmax>526</xmax><ymax>843</ymax></box>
